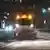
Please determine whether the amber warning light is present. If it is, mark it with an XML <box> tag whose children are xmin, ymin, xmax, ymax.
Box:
<box><xmin>16</xmin><ymin>15</ymin><xmax>20</xmax><ymax>20</ymax></box>
<box><xmin>21</xmin><ymin>15</ymin><xmax>27</xmax><ymax>19</ymax></box>
<box><xmin>16</xmin><ymin>14</ymin><xmax>32</xmax><ymax>20</ymax></box>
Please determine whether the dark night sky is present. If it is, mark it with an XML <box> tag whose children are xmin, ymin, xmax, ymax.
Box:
<box><xmin>0</xmin><ymin>0</ymin><xmax>50</xmax><ymax>20</ymax></box>
<box><xmin>0</xmin><ymin>0</ymin><xmax>50</xmax><ymax>12</ymax></box>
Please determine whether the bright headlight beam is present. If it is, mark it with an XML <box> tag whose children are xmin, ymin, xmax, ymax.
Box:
<box><xmin>15</xmin><ymin>24</ymin><xmax>19</xmax><ymax>28</ymax></box>
<box><xmin>5</xmin><ymin>26</ymin><xmax>9</xmax><ymax>32</ymax></box>
<box><xmin>8</xmin><ymin>25</ymin><xmax>13</xmax><ymax>31</ymax></box>
<box><xmin>5</xmin><ymin>25</ymin><xmax>13</xmax><ymax>32</ymax></box>
<box><xmin>30</xmin><ymin>24</ymin><xmax>34</xmax><ymax>27</ymax></box>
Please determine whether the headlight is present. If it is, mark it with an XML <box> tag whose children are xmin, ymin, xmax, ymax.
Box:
<box><xmin>5</xmin><ymin>25</ymin><xmax>13</xmax><ymax>32</ymax></box>
<box><xmin>15</xmin><ymin>24</ymin><xmax>20</xmax><ymax>28</ymax></box>
<box><xmin>5</xmin><ymin>26</ymin><xmax>9</xmax><ymax>32</ymax></box>
<box><xmin>30</xmin><ymin>24</ymin><xmax>34</xmax><ymax>28</ymax></box>
<box><xmin>8</xmin><ymin>25</ymin><xmax>13</xmax><ymax>31</ymax></box>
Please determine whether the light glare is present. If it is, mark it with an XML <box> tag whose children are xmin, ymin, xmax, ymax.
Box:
<box><xmin>42</xmin><ymin>8</ymin><xmax>46</xmax><ymax>13</ymax></box>
<box><xmin>15</xmin><ymin>24</ymin><xmax>19</xmax><ymax>28</ymax></box>
<box><xmin>8</xmin><ymin>25</ymin><xmax>13</xmax><ymax>31</ymax></box>
<box><xmin>28</xmin><ymin>14</ymin><xmax>32</xmax><ymax>19</ymax></box>
<box><xmin>5</xmin><ymin>25</ymin><xmax>13</xmax><ymax>32</ymax></box>
<box><xmin>30</xmin><ymin>24</ymin><xmax>34</xmax><ymax>27</ymax></box>
<box><xmin>44</xmin><ymin>20</ymin><xmax>46</xmax><ymax>24</ymax></box>
<box><xmin>48</xmin><ymin>8</ymin><xmax>50</xmax><ymax>11</ymax></box>
<box><xmin>7</xmin><ymin>13</ymin><xmax>9</xmax><ymax>16</ymax></box>
<box><xmin>21</xmin><ymin>15</ymin><xmax>27</xmax><ymax>19</ymax></box>
<box><xmin>5</xmin><ymin>26</ymin><xmax>9</xmax><ymax>32</ymax></box>
<box><xmin>16</xmin><ymin>15</ymin><xmax>20</xmax><ymax>20</ymax></box>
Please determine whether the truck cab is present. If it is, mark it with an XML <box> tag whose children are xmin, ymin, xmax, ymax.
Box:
<box><xmin>14</xmin><ymin>13</ymin><xmax>37</xmax><ymax>40</ymax></box>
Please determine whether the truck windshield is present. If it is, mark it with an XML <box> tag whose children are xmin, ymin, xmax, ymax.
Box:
<box><xmin>18</xmin><ymin>19</ymin><xmax>32</xmax><ymax>25</ymax></box>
